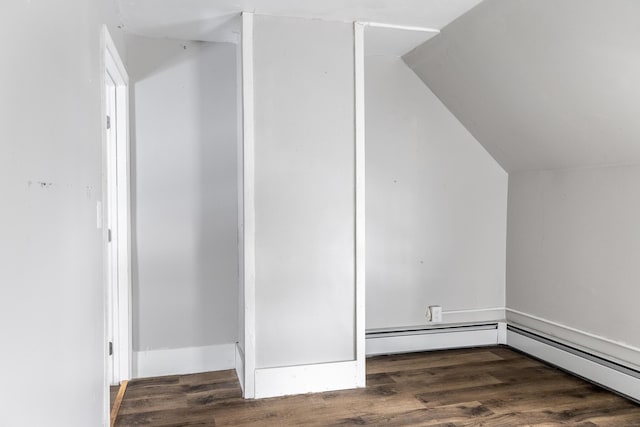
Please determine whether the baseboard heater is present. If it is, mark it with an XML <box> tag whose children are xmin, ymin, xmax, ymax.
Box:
<box><xmin>507</xmin><ymin>324</ymin><xmax>640</xmax><ymax>404</ymax></box>
<box><xmin>366</xmin><ymin>322</ymin><xmax>501</xmax><ymax>357</ymax></box>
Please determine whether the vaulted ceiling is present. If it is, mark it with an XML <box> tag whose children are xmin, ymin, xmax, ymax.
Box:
<box><xmin>405</xmin><ymin>0</ymin><xmax>640</xmax><ymax>172</ymax></box>
<box><xmin>116</xmin><ymin>0</ymin><xmax>481</xmax><ymax>43</ymax></box>
<box><xmin>117</xmin><ymin>0</ymin><xmax>640</xmax><ymax>173</ymax></box>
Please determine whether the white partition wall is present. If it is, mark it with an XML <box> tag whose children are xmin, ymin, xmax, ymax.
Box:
<box><xmin>238</xmin><ymin>14</ymin><xmax>510</xmax><ymax>399</ymax></box>
<box><xmin>253</xmin><ymin>14</ymin><xmax>355</xmax><ymax>369</ymax></box>
<box><xmin>241</xmin><ymin>13</ymin><xmax>363</xmax><ymax>398</ymax></box>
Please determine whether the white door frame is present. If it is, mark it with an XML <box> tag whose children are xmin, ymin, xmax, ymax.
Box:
<box><xmin>101</xmin><ymin>25</ymin><xmax>132</xmax><ymax>421</ymax></box>
<box><xmin>240</xmin><ymin>11</ymin><xmax>257</xmax><ymax>398</ymax></box>
<box><xmin>354</xmin><ymin>21</ymin><xmax>366</xmax><ymax>388</ymax></box>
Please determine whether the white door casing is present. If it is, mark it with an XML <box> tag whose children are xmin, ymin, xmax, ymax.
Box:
<box><xmin>102</xmin><ymin>25</ymin><xmax>132</xmax><ymax>423</ymax></box>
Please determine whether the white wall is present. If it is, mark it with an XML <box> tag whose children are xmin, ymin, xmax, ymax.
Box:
<box><xmin>366</xmin><ymin>55</ymin><xmax>508</xmax><ymax>329</ymax></box>
<box><xmin>0</xmin><ymin>1</ymin><xmax>125</xmax><ymax>425</ymax></box>
<box><xmin>127</xmin><ymin>37</ymin><xmax>239</xmax><ymax>358</ymax></box>
<box><xmin>507</xmin><ymin>165</ymin><xmax>640</xmax><ymax>363</ymax></box>
<box><xmin>253</xmin><ymin>15</ymin><xmax>356</xmax><ymax>368</ymax></box>
<box><xmin>404</xmin><ymin>0</ymin><xmax>640</xmax><ymax>173</ymax></box>
<box><xmin>401</xmin><ymin>0</ymin><xmax>640</xmax><ymax>371</ymax></box>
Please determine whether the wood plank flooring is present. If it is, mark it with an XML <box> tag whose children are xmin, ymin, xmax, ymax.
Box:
<box><xmin>115</xmin><ymin>346</ymin><xmax>640</xmax><ymax>426</ymax></box>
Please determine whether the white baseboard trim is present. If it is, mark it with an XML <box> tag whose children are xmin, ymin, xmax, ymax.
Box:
<box><xmin>507</xmin><ymin>326</ymin><xmax>640</xmax><ymax>402</ymax></box>
<box><xmin>235</xmin><ymin>343</ymin><xmax>245</xmax><ymax>394</ymax></box>
<box><xmin>506</xmin><ymin>309</ymin><xmax>640</xmax><ymax>369</ymax></box>
<box><xmin>133</xmin><ymin>343</ymin><xmax>236</xmax><ymax>378</ymax></box>
<box><xmin>254</xmin><ymin>361</ymin><xmax>359</xmax><ymax>399</ymax></box>
<box><xmin>366</xmin><ymin>323</ymin><xmax>502</xmax><ymax>356</ymax></box>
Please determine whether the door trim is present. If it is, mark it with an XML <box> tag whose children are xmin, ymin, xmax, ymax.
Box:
<box><xmin>102</xmin><ymin>25</ymin><xmax>131</xmax><ymax>424</ymax></box>
<box><xmin>354</xmin><ymin>21</ymin><xmax>366</xmax><ymax>388</ymax></box>
<box><xmin>241</xmin><ymin>11</ymin><xmax>257</xmax><ymax>398</ymax></box>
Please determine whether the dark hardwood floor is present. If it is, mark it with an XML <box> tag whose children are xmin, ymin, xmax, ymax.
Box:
<box><xmin>115</xmin><ymin>346</ymin><xmax>640</xmax><ymax>426</ymax></box>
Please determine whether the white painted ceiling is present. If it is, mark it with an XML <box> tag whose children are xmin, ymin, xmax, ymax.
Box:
<box><xmin>115</xmin><ymin>0</ymin><xmax>482</xmax><ymax>43</ymax></box>
<box><xmin>404</xmin><ymin>0</ymin><xmax>640</xmax><ymax>172</ymax></box>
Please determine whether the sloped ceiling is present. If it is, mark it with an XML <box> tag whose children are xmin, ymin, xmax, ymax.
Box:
<box><xmin>365</xmin><ymin>26</ymin><xmax>438</xmax><ymax>58</ymax></box>
<box><xmin>404</xmin><ymin>0</ymin><xmax>640</xmax><ymax>172</ymax></box>
<box><xmin>116</xmin><ymin>0</ymin><xmax>481</xmax><ymax>43</ymax></box>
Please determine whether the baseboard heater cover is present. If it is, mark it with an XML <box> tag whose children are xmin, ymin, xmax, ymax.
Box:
<box><xmin>366</xmin><ymin>322</ymin><xmax>501</xmax><ymax>356</ymax></box>
<box><xmin>507</xmin><ymin>324</ymin><xmax>640</xmax><ymax>404</ymax></box>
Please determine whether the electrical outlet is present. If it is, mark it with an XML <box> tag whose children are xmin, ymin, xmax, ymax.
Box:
<box><xmin>427</xmin><ymin>305</ymin><xmax>442</xmax><ymax>323</ymax></box>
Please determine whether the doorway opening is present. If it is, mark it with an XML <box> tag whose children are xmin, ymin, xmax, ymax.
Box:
<box><xmin>102</xmin><ymin>26</ymin><xmax>132</xmax><ymax>424</ymax></box>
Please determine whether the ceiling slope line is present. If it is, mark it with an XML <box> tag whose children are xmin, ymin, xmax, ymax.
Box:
<box><xmin>359</xmin><ymin>22</ymin><xmax>440</xmax><ymax>33</ymax></box>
